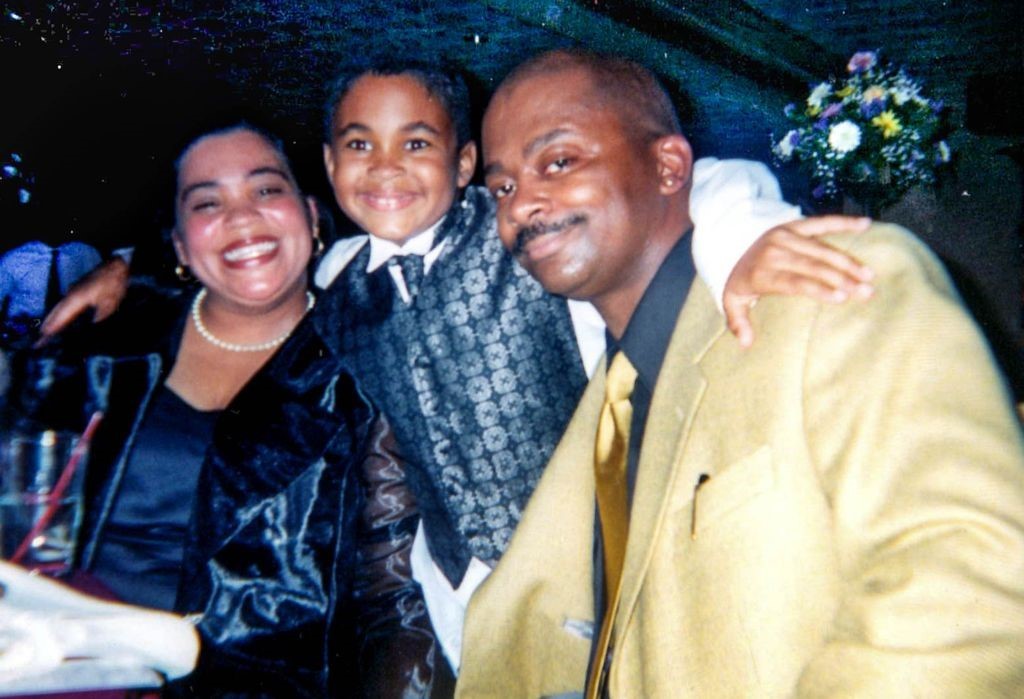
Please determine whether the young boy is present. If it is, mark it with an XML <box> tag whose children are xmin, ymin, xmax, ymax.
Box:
<box><xmin>311</xmin><ymin>61</ymin><xmax>870</xmax><ymax>680</ymax></box>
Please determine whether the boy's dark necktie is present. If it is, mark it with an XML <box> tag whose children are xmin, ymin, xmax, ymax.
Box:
<box><xmin>390</xmin><ymin>254</ymin><xmax>425</xmax><ymax>298</ymax></box>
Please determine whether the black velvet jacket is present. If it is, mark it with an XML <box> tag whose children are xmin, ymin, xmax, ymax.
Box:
<box><xmin>5</xmin><ymin>284</ymin><xmax>438</xmax><ymax>697</ymax></box>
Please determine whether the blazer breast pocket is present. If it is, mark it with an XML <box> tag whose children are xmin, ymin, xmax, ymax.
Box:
<box><xmin>691</xmin><ymin>445</ymin><xmax>775</xmax><ymax>536</ymax></box>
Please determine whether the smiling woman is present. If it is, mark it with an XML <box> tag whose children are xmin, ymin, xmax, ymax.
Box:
<box><xmin>6</xmin><ymin>122</ymin><xmax>433</xmax><ymax>695</ymax></box>
<box><xmin>50</xmin><ymin>124</ymin><xmax>325</xmax><ymax>612</ymax></box>
<box><xmin>166</xmin><ymin>126</ymin><xmax>317</xmax><ymax>410</ymax></box>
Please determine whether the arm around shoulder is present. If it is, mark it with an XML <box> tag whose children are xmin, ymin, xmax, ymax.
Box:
<box><xmin>37</xmin><ymin>256</ymin><xmax>130</xmax><ymax>343</ymax></box>
<box><xmin>690</xmin><ymin>157</ymin><xmax>801</xmax><ymax>309</ymax></box>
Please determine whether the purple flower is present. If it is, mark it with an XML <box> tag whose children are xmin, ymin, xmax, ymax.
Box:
<box><xmin>847</xmin><ymin>51</ymin><xmax>878</xmax><ymax>74</ymax></box>
<box><xmin>860</xmin><ymin>101</ymin><xmax>884</xmax><ymax>119</ymax></box>
<box><xmin>812</xmin><ymin>184</ymin><xmax>828</xmax><ymax>199</ymax></box>
<box><xmin>930</xmin><ymin>99</ymin><xmax>945</xmax><ymax>114</ymax></box>
<box><xmin>814</xmin><ymin>117</ymin><xmax>829</xmax><ymax>131</ymax></box>
<box><xmin>821</xmin><ymin>103</ymin><xmax>842</xmax><ymax>119</ymax></box>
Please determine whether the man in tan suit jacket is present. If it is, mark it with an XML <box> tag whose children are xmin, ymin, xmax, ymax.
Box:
<box><xmin>457</xmin><ymin>49</ymin><xmax>1024</xmax><ymax>698</ymax></box>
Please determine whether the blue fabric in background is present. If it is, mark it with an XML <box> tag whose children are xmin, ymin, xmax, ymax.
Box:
<box><xmin>0</xmin><ymin>240</ymin><xmax>101</xmax><ymax>319</ymax></box>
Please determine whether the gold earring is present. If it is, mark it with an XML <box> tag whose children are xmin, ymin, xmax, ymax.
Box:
<box><xmin>312</xmin><ymin>227</ymin><xmax>325</xmax><ymax>257</ymax></box>
<box><xmin>175</xmin><ymin>264</ymin><xmax>192</xmax><ymax>282</ymax></box>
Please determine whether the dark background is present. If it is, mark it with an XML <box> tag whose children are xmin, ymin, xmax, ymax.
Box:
<box><xmin>1</xmin><ymin>0</ymin><xmax>1021</xmax><ymax>386</ymax></box>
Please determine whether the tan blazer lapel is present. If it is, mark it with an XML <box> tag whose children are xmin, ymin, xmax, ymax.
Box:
<box><xmin>616</xmin><ymin>281</ymin><xmax>725</xmax><ymax>630</ymax></box>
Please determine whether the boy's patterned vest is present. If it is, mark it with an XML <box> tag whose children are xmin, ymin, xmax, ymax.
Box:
<box><xmin>317</xmin><ymin>187</ymin><xmax>587</xmax><ymax>584</ymax></box>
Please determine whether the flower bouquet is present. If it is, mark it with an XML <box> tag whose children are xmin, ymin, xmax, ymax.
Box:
<box><xmin>773</xmin><ymin>50</ymin><xmax>952</xmax><ymax>212</ymax></box>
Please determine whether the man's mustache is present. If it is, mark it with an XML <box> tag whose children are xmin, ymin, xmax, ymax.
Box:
<box><xmin>512</xmin><ymin>214</ymin><xmax>587</xmax><ymax>257</ymax></box>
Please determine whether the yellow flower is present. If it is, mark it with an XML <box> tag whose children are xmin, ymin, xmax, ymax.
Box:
<box><xmin>836</xmin><ymin>85</ymin><xmax>855</xmax><ymax>98</ymax></box>
<box><xmin>871</xmin><ymin>110</ymin><xmax>902</xmax><ymax>138</ymax></box>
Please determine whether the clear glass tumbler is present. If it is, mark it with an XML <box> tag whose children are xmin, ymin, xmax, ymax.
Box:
<box><xmin>0</xmin><ymin>430</ymin><xmax>89</xmax><ymax>576</ymax></box>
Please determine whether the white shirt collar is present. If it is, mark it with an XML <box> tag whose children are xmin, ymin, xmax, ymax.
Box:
<box><xmin>366</xmin><ymin>215</ymin><xmax>446</xmax><ymax>273</ymax></box>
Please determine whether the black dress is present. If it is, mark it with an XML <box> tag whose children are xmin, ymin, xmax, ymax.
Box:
<box><xmin>90</xmin><ymin>385</ymin><xmax>219</xmax><ymax>610</ymax></box>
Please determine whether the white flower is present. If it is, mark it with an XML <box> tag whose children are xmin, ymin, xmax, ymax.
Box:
<box><xmin>807</xmin><ymin>82</ymin><xmax>831</xmax><ymax>110</ymax></box>
<box><xmin>828</xmin><ymin>121</ymin><xmax>862</xmax><ymax>154</ymax></box>
<box><xmin>936</xmin><ymin>140</ymin><xmax>951</xmax><ymax>163</ymax></box>
<box><xmin>891</xmin><ymin>73</ymin><xmax>922</xmax><ymax>106</ymax></box>
<box><xmin>891</xmin><ymin>88</ymin><xmax>912</xmax><ymax>106</ymax></box>
<box><xmin>775</xmin><ymin>130</ymin><xmax>798</xmax><ymax>158</ymax></box>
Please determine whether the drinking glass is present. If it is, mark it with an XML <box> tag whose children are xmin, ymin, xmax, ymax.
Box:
<box><xmin>0</xmin><ymin>430</ymin><xmax>89</xmax><ymax>576</ymax></box>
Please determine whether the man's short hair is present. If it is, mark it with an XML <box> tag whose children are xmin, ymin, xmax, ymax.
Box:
<box><xmin>498</xmin><ymin>49</ymin><xmax>682</xmax><ymax>144</ymax></box>
<box><xmin>322</xmin><ymin>60</ymin><xmax>473</xmax><ymax>149</ymax></box>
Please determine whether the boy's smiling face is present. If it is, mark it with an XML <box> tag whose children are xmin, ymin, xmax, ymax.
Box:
<box><xmin>323</xmin><ymin>73</ymin><xmax>476</xmax><ymax>245</ymax></box>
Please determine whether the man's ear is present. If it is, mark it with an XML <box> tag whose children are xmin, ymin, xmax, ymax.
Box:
<box><xmin>456</xmin><ymin>141</ymin><xmax>478</xmax><ymax>188</ymax></box>
<box><xmin>654</xmin><ymin>134</ymin><xmax>693</xmax><ymax>194</ymax></box>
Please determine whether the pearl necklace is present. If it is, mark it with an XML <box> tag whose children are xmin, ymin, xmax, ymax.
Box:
<box><xmin>191</xmin><ymin>288</ymin><xmax>315</xmax><ymax>353</ymax></box>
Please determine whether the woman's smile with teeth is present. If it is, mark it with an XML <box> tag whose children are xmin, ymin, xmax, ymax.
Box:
<box><xmin>223</xmin><ymin>240</ymin><xmax>278</xmax><ymax>262</ymax></box>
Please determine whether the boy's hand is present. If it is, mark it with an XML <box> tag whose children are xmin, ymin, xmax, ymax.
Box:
<box><xmin>36</xmin><ymin>257</ymin><xmax>130</xmax><ymax>345</ymax></box>
<box><xmin>725</xmin><ymin>215</ymin><xmax>874</xmax><ymax>348</ymax></box>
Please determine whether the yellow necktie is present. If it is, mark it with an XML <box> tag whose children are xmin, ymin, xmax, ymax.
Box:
<box><xmin>587</xmin><ymin>351</ymin><xmax>638</xmax><ymax>699</ymax></box>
